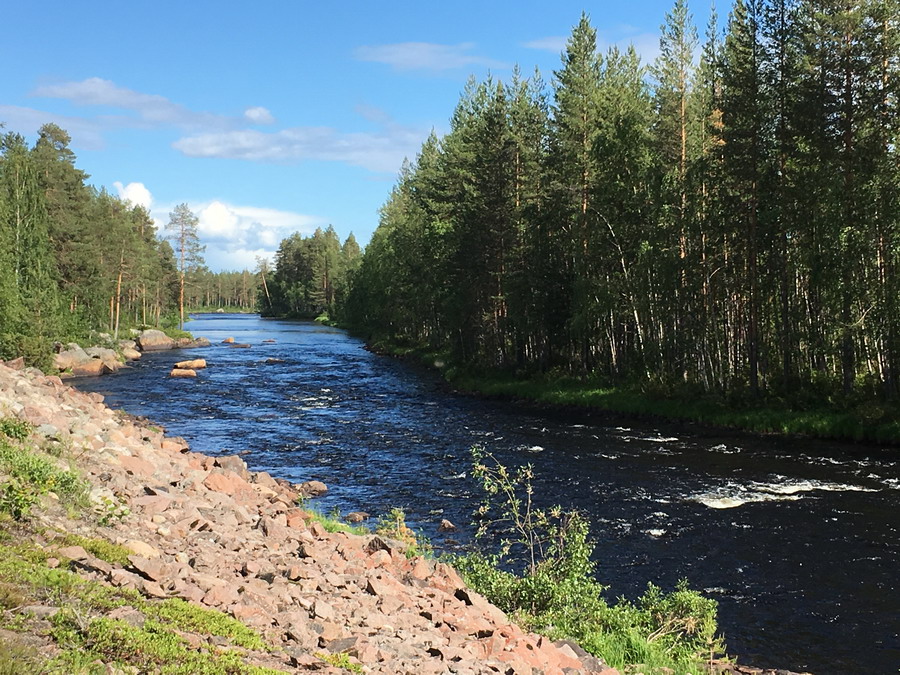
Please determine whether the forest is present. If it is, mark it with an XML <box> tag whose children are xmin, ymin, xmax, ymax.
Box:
<box><xmin>0</xmin><ymin>124</ymin><xmax>258</xmax><ymax>363</ymax></box>
<box><xmin>335</xmin><ymin>0</ymin><xmax>900</xmax><ymax>409</ymax></box>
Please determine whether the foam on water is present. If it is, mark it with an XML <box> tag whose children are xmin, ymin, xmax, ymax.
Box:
<box><xmin>691</xmin><ymin>477</ymin><xmax>879</xmax><ymax>509</ymax></box>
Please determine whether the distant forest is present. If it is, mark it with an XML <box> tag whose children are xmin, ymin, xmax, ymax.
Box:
<box><xmin>329</xmin><ymin>1</ymin><xmax>900</xmax><ymax>401</ymax></box>
<box><xmin>0</xmin><ymin>124</ymin><xmax>257</xmax><ymax>361</ymax></box>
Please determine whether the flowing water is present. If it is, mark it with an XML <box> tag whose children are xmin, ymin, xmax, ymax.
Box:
<box><xmin>73</xmin><ymin>314</ymin><xmax>900</xmax><ymax>674</ymax></box>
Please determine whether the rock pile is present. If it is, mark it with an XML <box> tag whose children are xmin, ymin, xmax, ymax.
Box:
<box><xmin>53</xmin><ymin>330</ymin><xmax>211</xmax><ymax>379</ymax></box>
<box><xmin>0</xmin><ymin>360</ymin><xmax>619</xmax><ymax>674</ymax></box>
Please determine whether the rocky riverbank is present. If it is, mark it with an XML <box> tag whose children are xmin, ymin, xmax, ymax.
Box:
<box><xmin>0</xmin><ymin>358</ymin><xmax>814</xmax><ymax>675</ymax></box>
<box><xmin>52</xmin><ymin>329</ymin><xmax>211</xmax><ymax>378</ymax></box>
<box><xmin>0</xmin><ymin>358</ymin><xmax>621</xmax><ymax>674</ymax></box>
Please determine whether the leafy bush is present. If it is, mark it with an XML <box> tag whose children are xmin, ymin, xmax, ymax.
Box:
<box><xmin>453</xmin><ymin>446</ymin><xmax>723</xmax><ymax>674</ymax></box>
<box><xmin>375</xmin><ymin>507</ymin><xmax>431</xmax><ymax>557</ymax></box>
<box><xmin>0</xmin><ymin>427</ymin><xmax>87</xmax><ymax>519</ymax></box>
<box><xmin>0</xmin><ymin>333</ymin><xmax>54</xmax><ymax>372</ymax></box>
<box><xmin>0</xmin><ymin>419</ymin><xmax>32</xmax><ymax>443</ymax></box>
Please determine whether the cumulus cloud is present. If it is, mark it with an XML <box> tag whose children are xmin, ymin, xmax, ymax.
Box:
<box><xmin>244</xmin><ymin>106</ymin><xmax>275</xmax><ymax>125</ymax></box>
<box><xmin>113</xmin><ymin>181</ymin><xmax>153</xmax><ymax>209</ymax></box>
<box><xmin>153</xmin><ymin>200</ymin><xmax>326</xmax><ymax>272</ymax></box>
<box><xmin>354</xmin><ymin>42</ymin><xmax>509</xmax><ymax>72</ymax></box>
<box><xmin>172</xmin><ymin>118</ymin><xmax>427</xmax><ymax>174</ymax></box>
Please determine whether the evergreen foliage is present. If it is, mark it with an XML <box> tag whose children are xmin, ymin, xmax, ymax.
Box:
<box><xmin>339</xmin><ymin>1</ymin><xmax>900</xmax><ymax>409</ymax></box>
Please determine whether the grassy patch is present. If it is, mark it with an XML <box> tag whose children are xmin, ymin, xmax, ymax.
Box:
<box><xmin>315</xmin><ymin>650</ymin><xmax>363</xmax><ymax>673</ymax></box>
<box><xmin>143</xmin><ymin>598</ymin><xmax>269</xmax><ymax>651</ymax></box>
<box><xmin>54</xmin><ymin>534</ymin><xmax>132</xmax><ymax>567</ymax></box>
<box><xmin>0</xmin><ymin>522</ymin><xmax>280</xmax><ymax>674</ymax></box>
<box><xmin>49</xmin><ymin>613</ymin><xmax>286</xmax><ymax>675</ymax></box>
<box><xmin>304</xmin><ymin>508</ymin><xmax>369</xmax><ymax>536</ymax></box>
<box><xmin>0</xmin><ymin>419</ymin><xmax>88</xmax><ymax>520</ymax></box>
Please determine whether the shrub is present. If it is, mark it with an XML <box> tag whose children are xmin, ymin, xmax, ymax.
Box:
<box><xmin>453</xmin><ymin>445</ymin><xmax>723</xmax><ymax>674</ymax></box>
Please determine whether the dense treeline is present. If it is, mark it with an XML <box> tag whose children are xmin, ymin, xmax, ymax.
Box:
<box><xmin>261</xmin><ymin>226</ymin><xmax>360</xmax><ymax>319</ymax></box>
<box><xmin>0</xmin><ymin>124</ymin><xmax>182</xmax><ymax>360</ymax></box>
<box><xmin>345</xmin><ymin>0</ymin><xmax>900</xmax><ymax>403</ymax></box>
<box><xmin>0</xmin><ymin>122</ymin><xmax>260</xmax><ymax>363</ymax></box>
<box><xmin>185</xmin><ymin>269</ymin><xmax>259</xmax><ymax>312</ymax></box>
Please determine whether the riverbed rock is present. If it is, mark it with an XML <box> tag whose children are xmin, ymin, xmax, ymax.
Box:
<box><xmin>122</xmin><ymin>348</ymin><xmax>142</xmax><ymax>361</ymax></box>
<box><xmin>53</xmin><ymin>345</ymin><xmax>90</xmax><ymax>371</ymax></box>
<box><xmin>137</xmin><ymin>329</ymin><xmax>176</xmax><ymax>351</ymax></box>
<box><xmin>222</xmin><ymin>337</ymin><xmax>235</xmax><ymax>344</ymax></box>
<box><xmin>297</xmin><ymin>480</ymin><xmax>328</xmax><ymax>497</ymax></box>
<box><xmin>438</xmin><ymin>518</ymin><xmax>457</xmax><ymax>532</ymax></box>
<box><xmin>229</xmin><ymin>343</ymin><xmax>251</xmax><ymax>349</ymax></box>
<box><xmin>71</xmin><ymin>359</ymin><xmax>106</xmax><ymax>378</ymax></box>
<box><xmin>85</xmin><ymin>347</ymin><xmax>122</xmax><ymax>373</ymax></box>
<box><xmin>174</xmin><ymin>359</ymin><xmax>206</xmax><ymax>370</ymax></box>
<box><xmin>169</xmin><ymin>368</ymin><xmax>196</xmax><ymax>378</ymax></box>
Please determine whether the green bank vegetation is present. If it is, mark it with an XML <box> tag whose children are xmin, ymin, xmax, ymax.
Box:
<box><xmin>261</xmin><ymin>2</ymin><xmax>900</xmax><ymax>443</ymax></box>
<box><xmin>0</xmin><ymin>126</ymin><xmax>262</xmax><ymax>368</ymax></box>
<box><xmin>452</xmin><ymin>447</ymin><xmax>724</xmax><ymax>674</ymax></box>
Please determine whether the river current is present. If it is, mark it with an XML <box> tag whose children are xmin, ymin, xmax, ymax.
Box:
<box><xmin>72</xmin><ymin>314</ymin><xmax>900</xmax><ymax>673</ymax></box>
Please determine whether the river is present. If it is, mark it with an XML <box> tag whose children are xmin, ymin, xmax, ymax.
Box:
<box><xmin>71</xmin><ymin>314</ymin><xmax>900</xmax><ymax>674</ymax></box>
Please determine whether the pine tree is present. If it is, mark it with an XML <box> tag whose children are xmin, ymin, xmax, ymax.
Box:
<box><xmin>166</xmin><ymin>203</ymin><xmax>204</xmax><ymax>330</ymax></box>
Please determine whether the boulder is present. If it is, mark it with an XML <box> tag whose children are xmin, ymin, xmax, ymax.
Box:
<box><xmin>297</xmin><ymin>480</ymin><xmax>328</xmax><ymax>497</ymax></box>
<box><xmin>122</xmin><ymin>348</ymin><xmax>142</xmax><ymax>361</ymax></box>
<box><xmin>438</xmin><ymin>519</ymin><xmax>457</xmax><ymax>532</ymax></box>
<box><xmin>174</xmin><ymin>359</ymin><xmax>206</xmax><ymax>370</ymax></box>
<box><xmin>222</xmin><ymin>337</ymin><xmax>235</xmax><ymax>344</ymax></box>
<box><xmin>137</xmin><ymin>329</ymin><xmax>175</xmax><ymax>351</ymax></box>
<box><xmin>4</xmin><ymin>357</ymin><xmax>25</xmax><ymax>370</ymax></box>
<box><xmin>346</xmin><ymin>512</ymin><xmax>369</xmax><ymax>523</ymax></box>
<box><xmin>71</xmin><ymin>359</ymin><xmax>106</xmax><ymax>378</ymax></box>
<box><xmin>53</xmin><ymin>345</ymin><xmax>90</xmax><ymax>371</ymax></box>
<box><xmin>85</xmin><ymin>347</ymin><xmax>121</xmax><ymax>372</ymax></box>
<box><xmin>169</xmin><ymin>368</ymin><xmax>197</xmax><ymax>378</ymax></box>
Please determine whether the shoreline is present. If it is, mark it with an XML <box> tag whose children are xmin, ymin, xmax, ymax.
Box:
<box><xmin>0</xmin><ymin>355</ymin><xmax>819</xmax><ymax>675</ymax></box>
<box><xmin>361</xmin><ymin>340</ymin><xmax>900</xmax><ymax>448</ymax></box>
<box><xmin>0</xmin><ymin>358</ymin><xmax>619</xmax><ymax>674</ymax></box>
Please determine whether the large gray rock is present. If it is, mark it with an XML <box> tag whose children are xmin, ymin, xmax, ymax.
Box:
<box><xmin>137</xmin><ymin>329</ymin><xmax>175</xmax><ymax>351</ymax></box>
<box><xmin>53</xmin><ymin>345</ymin><xmax>90</xmax><ymax>371</ymax></box>
<box><xmin>85</xmin><ymin>347</ymin><xmax>122</xmax><ymax>372</ymax></box>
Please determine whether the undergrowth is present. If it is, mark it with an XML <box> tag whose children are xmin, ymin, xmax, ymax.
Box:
<box><xmin>451</xmin><ymin>446</ymin><xmax>724</xmax><ymax>675</ymax></box>
<box><xmin>0</xmin><ymin>417</ymin><xmax>88</xmax><ymax>520</ymax></box>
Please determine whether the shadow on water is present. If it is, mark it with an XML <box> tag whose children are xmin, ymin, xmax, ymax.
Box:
<box><xmin>73</xmin><ymin>314</ymin><xmax>900</xmax><ymax>674</ymax></box>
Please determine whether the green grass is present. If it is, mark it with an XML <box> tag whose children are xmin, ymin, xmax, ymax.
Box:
<box><xmin>0</xmin><ymin>525</ymin><xmax>282</xmax><ymax>675</ymax></box>
<box><xmin>0</xmin><ymin>421</ymin><xmax>89</xmax><ymax>520</ymax></box>
<box><xmin>361</xmin><ymin>341</ymin><xmax>900</xmax><ymax>444</ymax></box>
<box><xmin>304</xmin><ymin>507</ymin><xmax>370</xmax><ymax>536</ymax></box>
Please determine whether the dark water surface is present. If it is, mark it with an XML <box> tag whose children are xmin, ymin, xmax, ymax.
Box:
<box><xmin>73</xmin><ymin>314</ymin><xmax>900</xmax><ymax>674</ymax></box>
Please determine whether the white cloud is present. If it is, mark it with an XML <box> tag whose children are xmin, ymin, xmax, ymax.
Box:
<box><xmin>172</xmin><ymin>120</ymin><xmax>427</xmax><ymax>174</ymax></box>
<box><xmin>522</xmin><ymin>36</ymin><xmax>568</xmax><ymax>52</ymax></box>
<box><xmin>113</xmin><ymin>181</ymin><xmax>153</xmax><ymax>209</ymax></box>
<box><xmin>32</xmin><ymin>77</ymin><xmax>229</xmax><ymax>131</ymax></box>
<box><xmin>154</xmin><ymin>200</ymin><xmax>326</xmax><ymax>272</ymax></box>
<box><xmin>0</xmin><ymin>104</ymin><xmax>107</xmax><ymax>149</ymax></box>
<box><xmin>525</xmin><ymin>30</ymin><xmax>660</xmax><ymax>66</ymax></box>
<box><xmin>354</xmin><ymin>42</ymin><xmax>509</xmax><ymax>72</ymax></box>
<box><xmin>244</xmin><ymin>106</ymin><xmax>275</xmax><ymax>125</ymax></box>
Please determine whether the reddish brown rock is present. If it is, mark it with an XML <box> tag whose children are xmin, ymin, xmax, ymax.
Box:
<box><xmin>174</xmin><ymin>358</ymin><xmax>207</xmax><ymax>370</ymax></box>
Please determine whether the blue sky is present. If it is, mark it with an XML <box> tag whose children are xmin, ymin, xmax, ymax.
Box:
<box><xmin>2</xmin><ymin>1</ymin><xmax>713</xmax><ymax>271</ymax></box>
